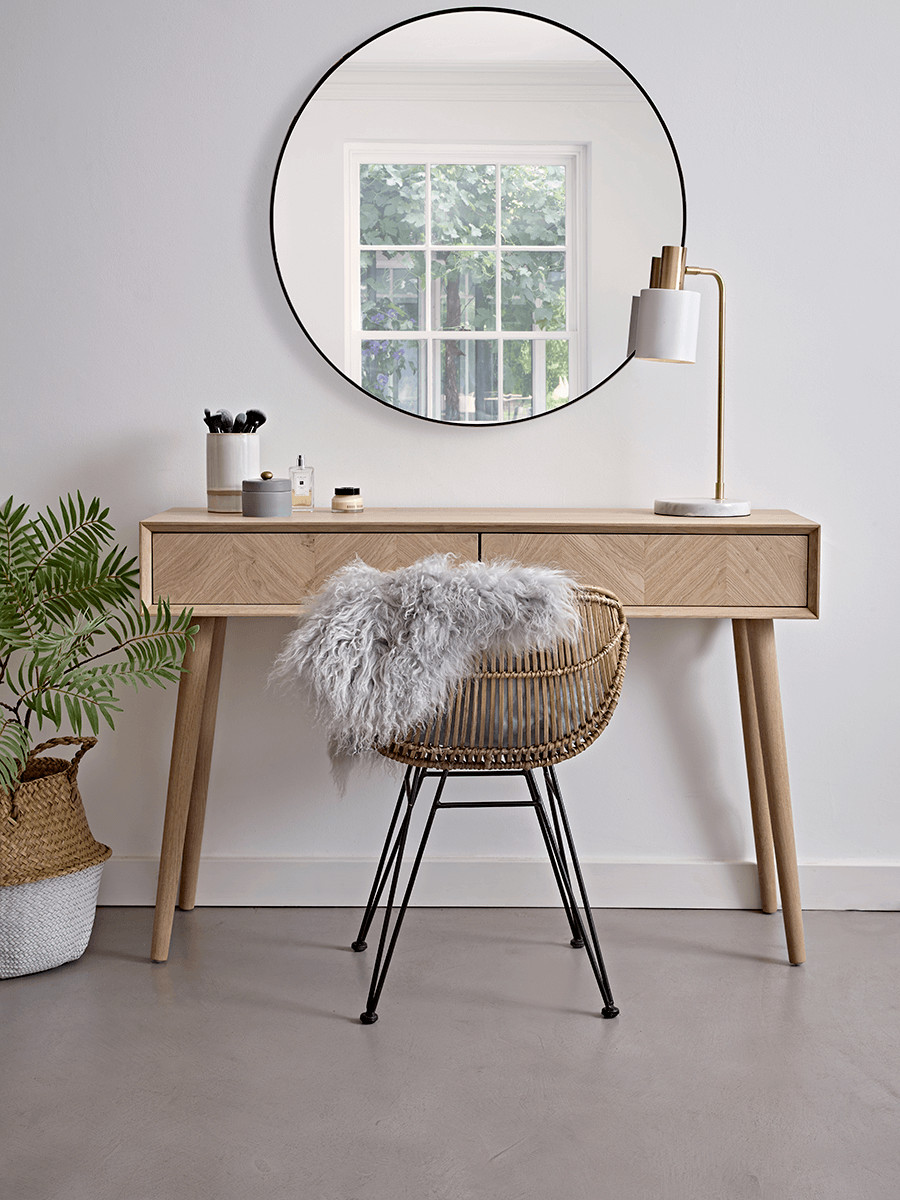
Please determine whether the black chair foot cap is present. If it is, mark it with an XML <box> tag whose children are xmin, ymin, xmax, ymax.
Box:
<box><xmin>570</xmin><ymin>936</ymin><xmax>585</xmax><ymax>948</ymax></box>
<box><xmin>601</xmin><ymin>1005</ymin><xmax>619</xmax><ymax>1019</ymax></box>
<box><xmin>351</xmin><ymin>940</ymin><xmax>367</xmax><ymax>952</ymax></box>
<box><xmin>360</xmin><ymin>1011</ymin><xmax>378</xmax><ymax>1025</ymax></box>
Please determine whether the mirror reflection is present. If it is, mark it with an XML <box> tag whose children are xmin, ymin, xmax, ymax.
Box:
<box><xmin>272</xmin><ymin>10</ymin><xmax>685</xmax><ymax>425</ymax></box>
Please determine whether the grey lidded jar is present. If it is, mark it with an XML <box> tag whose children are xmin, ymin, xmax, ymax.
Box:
<box><xmin>242</xmin><ymin>475</ymin><xmax>292</xmax><ymax>517</ymax></box>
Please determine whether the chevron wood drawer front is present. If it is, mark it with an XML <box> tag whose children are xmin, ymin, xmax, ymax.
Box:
<box><xmin>151</xmin><ymin>532</ymin><xmax>478</xmax><ymax>606</ymax></box>
<box><xmin>482</xmin><ymin>532</ymin><xmax>812</xmax><ymax>614</ymax></box>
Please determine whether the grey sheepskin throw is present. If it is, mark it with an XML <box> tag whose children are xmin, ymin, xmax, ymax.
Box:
<box><xmin>271</xmin><ymin>555</ymin><xmax>579</xmax><ymax>756</ymax></box>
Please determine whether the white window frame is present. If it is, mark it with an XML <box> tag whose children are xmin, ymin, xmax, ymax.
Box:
<box><xmin>345</xmin><ymin>142</ymin><xmax>588</xmax><ymax>422</ymax></box>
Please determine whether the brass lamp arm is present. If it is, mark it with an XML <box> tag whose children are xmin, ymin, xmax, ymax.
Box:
<box><xmin>684</xmin><ymin>266</ymin><xmax>726</xmax><ymax>502</ymax></box>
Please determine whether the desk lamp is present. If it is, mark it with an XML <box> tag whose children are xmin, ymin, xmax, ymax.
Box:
<box><xmin>630</xmin><ymin>244</ymin><xmax>750</xmax><ymax>517</ymax></box>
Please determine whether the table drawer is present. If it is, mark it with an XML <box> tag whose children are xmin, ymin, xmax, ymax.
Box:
<box><xmin>482</xmin><ymin>533</ymin><xmax>811</xmax><ymax>611</ymax></box>
<box><xmin>151</xmin><ymin>532</ymin><xmax>478</xmax><ymax>606</ymax></box>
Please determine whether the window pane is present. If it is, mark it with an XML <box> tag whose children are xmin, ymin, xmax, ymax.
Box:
<box><xmin>503</xmin><ymin>341</ymin><xmax>533</xmax><ymax>422</ymax></box>
<box><xmin>501</xmin><ymin>165</ymin><xmax>566</xmax><ymax>246</ymax></box>
<box><xmin>546</xmin><ymin>340</ymin><xmax>570</xmax><ymax>409</ymax></box>
<box><xmin>431</xmin><ymin>164</ymin><xmax>496</xmax><ymax>245</ymax></box>
<box><xmin>500</xmin><ymin>252</ymin><xmax>566</xmax><ymax>331</ymax></box>
<box><xmin>361</xmin><ymin>340</ymin><xmax>421</xmax><ymax>412</ymax></box>
<box><xmin>438</xmin><ymin>339</ymin><xmax>498</xmax><ymax>422</ymax></box>
<box><xmin>360</xmin><ymin>251</ymin><xmax>424</xmax><ymax>331</ymax></box>
<box><xmin>432</xmin><ymin>251</ymin><xmax>495</xmax><ymax>331</ymax></box>
<box><xmin>360</xmin><ymin>164</ymin><xmax>426</xmax><ymax>245</ymax></box>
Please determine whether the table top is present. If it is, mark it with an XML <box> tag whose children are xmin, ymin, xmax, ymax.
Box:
<box><xmin>141</xmin><ymin>507</ymin><xmax>818</xmax><ymax>535</ymax></box>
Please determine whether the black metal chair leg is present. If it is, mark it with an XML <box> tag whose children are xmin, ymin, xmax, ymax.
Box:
<box><xmin>542</xmin><ymin>766</ymin><xmax>618</xmax><ymax>1018</ymax></box>
<box><xmin>352</xmin><ymin>765</ymin><xmax>617</xmax><ymax>1023</ymax></box>
<box><xmin>358</xmin><ymin>768</ymin><xmax>426</xmax><ymax>1023</ymax></box>
<box><xmin>360</xmin><ymin>771</ymin><xmax>448</xmax><ymax>1024</ymax></box>
<box><xmin>351</xmin><ymin>766</ymin><xmax>419</xmax><ymax>952</ymax></box>
<box><xmin>524</xmin><ymin>771</ymin><xmax>586</xmax><ymax>947</ymax></box>
<box><xmin>546</xmin><ymin>770</ymin><xmax>584</xmax><ymax>947</ymax></box>
<box><xmin>530</xmin><ymin>797</ymin><xmax>617</xmax><ymax>1018</ymax></box>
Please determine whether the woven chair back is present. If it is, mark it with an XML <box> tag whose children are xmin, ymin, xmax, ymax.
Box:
<box><xmin>380</xmin><ymin>586</ymin><xmax>629</xmax><ymax>770</ymax></box>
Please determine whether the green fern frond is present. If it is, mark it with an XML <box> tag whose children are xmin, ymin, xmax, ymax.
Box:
<box><xmin>29</xmin><ymin>544</ymin><xmax>139</xmax><ymax>625</ymax></box>
<box><xmin>1</xmin><ymin>493</ymin><xmax>194</xmax><ymax>788</ymax></box>
<box><xmin>0</xmin><ymin>496</ymin><xmax>38</xmax><ymax>579</ymax></box>
<box><xmin>1</xmin><ymin>573</ymin><xmax>40</xmax><ymax>654</ymax></box>
<box><xmin>29</xmin><ymin>493</ymin><xmax>115</xmax><ymax>579</ymax></box>
<box><xmin>0</xmin><ymin>498</ymin><xmax>41</xmax><ymax>651</ymax></box>
<box><xmin>18</xmin><ymin>605</ymin><xmax>194</xmax><ymax>700</ymax></box>
<box><xmin>26</xmin><ymin>612</ymin><xmax>109</xmax><ymax>674</ymax></box>
<box><xmin>85</xmin><ymin>603</ymin><xmax>196</xmax><ymax>677</ymax></box>
<box><xmin>20</xmin><ymin>670</ymin><xmax>121</xmax><ymax>735</ymax></box>
<box><xmin>77</xmin><ymin>659</ymin><xmax>185</xmax><ymax>693</ymax></box>
<box><xmin>0</xmin><ymin>716</ymin><xmax>31</xmax><ymax>794</ymax></box>
<box><xmin>99</xmin><ymin>600</ymin><xmax>197</xmax><ymax>656</ymax></box>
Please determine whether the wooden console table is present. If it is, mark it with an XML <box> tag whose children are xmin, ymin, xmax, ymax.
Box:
<box><xmin>140</xmin><ymin>507</ymin><xmax>820</xmax><ymax>964</ymax></box>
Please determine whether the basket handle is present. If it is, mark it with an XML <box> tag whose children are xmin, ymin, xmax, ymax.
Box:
<box><xmin>28</xmin><ymin>735</ymin><xmax>98</xmax><ymax>778</ymax></box>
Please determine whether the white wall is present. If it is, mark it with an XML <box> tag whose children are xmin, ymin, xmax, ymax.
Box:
<box><xmin>2</xmin><ymin>0</ymin><xmax>898</xmax><ymax>909</ymax></box>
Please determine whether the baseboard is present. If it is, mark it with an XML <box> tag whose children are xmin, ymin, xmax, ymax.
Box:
<box><xmin>97</xmin><ymin>857</ymin><xmax>900</xmax><ymax>911</ymax></box>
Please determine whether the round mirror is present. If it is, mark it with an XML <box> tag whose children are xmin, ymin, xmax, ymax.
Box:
<box><xmin>271</xmin><ymin>8</ymin><xmax>685</xmax><ymax>426</ymax></box>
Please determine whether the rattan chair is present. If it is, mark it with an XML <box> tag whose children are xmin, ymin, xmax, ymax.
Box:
<box><xmin>351</xmin><ymin>585</ymin><xmax>630</xmax><ymax>1024</ymax></box>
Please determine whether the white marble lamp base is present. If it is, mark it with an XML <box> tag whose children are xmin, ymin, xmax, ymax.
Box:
<box><xmin>654</xmin><ymin>497</ymin><xmax>751</xmax><ymax>517</ymax></box>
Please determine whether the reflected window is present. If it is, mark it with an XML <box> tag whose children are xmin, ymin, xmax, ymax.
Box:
<box><xmin>350</xmin><ymin>148</ymin><xmax>582</xmax><ymax>422</ymax></box>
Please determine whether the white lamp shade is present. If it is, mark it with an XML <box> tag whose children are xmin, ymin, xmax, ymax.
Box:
<box><xmin>634</xmin><ymin>287</ymin><xmax>701</xmax><ymax>363</ymax></box>
<box><xmin>626</xmin><ymin>295</ymin><xmax>641</xmax><ymax>357</ymax></box>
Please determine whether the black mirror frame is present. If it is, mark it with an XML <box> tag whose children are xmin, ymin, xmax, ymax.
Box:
<box><xmin>270</xmin><ymin>6</ymin><xmax>687</xmax><ymax>428</ymax></box>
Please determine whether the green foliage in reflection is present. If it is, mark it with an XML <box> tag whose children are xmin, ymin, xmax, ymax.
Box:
<box><xmin>546</xmin><ymin>340</ymin><xmax>570</xmax><ymax>409</ymax></box>
<box><xmin>361</xmin><ymin>340</ymin><xmax>419</xmax><ymax>412</ymax></box>
<box><xmin>358</xmin><ymin>162</ymin><xmax>569</xmax><ymax>418</ymax></box>
<box><xmin>359</xmin><ymin>163</ymin><xmax>567</xmax><ymax>332</ymax></box>
<box><xmin>439</xmin><ymin>340</ymin><xmax>498</xmax><ymax>423</ymax></box>
<box><xmin>430</xmin><ymin>251</ymin><xmax>565</xmax><ymax>334</ymax></box>
<box><xmin>501</xmin><ymin>165</ymin><xmax>566</xmax><ymax>246</ymax></box>
<box><xmin>360</xmin><ymin>163</ymin><xmax>565</xmax><ymax>250</ymax></box>
<box><xmin>503</xmin><ymin>341</ymin><xmax>531</xmax><ymax>396</ymax></box>
<box><xmin>432</xmin><ymin>252</ymin><xmax>495</xmax><ymax>331</ymax></box>
<box><xmin>360</xmin><ymin>251</ymin><xmax>423</xmax><ymax>331</ymax></box>
<box><xmin>359</xmin><ymin>165</ymin><xmax>426</xmax><ymax>245</ymax></box>
<box><xmin>501</xmin><ymin>340</ymin><xmax>532</xmax><ymax>421</ymax></box>
<box><xmin>501</xmin><ymin>252</ymin><xmax>566</xmax><ymax>332</ymax></box>
<box><xmin>431</xmin><ymin>164</ymin><xmax>496</xmax><ymax>244</ymax></box>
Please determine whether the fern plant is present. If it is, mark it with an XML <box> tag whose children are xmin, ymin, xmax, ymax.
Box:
<box><xmin>0</xmin><ymin>493</ymin><xmax>197</xmax><ymax>792</ymax></box>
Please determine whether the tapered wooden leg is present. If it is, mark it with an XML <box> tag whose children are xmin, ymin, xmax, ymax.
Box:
<box><xmin>733</xmin><ymin>620</ymin><xmax>778</xmax><ymax>913</ymax></box>
<box><xmin>150</xmin><ymin>618</ymin><xmax>216</xmax><ymax>962</ymax></box>
<box><xmin>745</xmin><ymin>620</ymin><xmax>806</xmax><ymax>965</ymax></box>
<box><xmin>178</xmin><ymin>616</ymin><xmax>227</xmax><ymax>911</ymax></box>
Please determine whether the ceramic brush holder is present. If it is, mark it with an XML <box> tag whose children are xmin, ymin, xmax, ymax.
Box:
<box><xmin>206</xmin><ymin>433</ymin><xmax>260</xmax><ymax>512</ymax></box>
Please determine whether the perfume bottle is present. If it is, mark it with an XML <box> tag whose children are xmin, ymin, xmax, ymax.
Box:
<box><xmin>289</xmin><ymin>454</ymin><xmax>315</xmax><ymax>510</ymax></box>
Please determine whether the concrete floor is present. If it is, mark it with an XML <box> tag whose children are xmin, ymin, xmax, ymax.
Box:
<box><xmin>2</xmin><ymin>907</ymin><xmax>899</xmax><ymax>1200</ymax></box>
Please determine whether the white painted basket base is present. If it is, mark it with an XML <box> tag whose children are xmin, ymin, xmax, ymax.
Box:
<box><xmin>0</xmin><ymin>862</ymin><xmax>105</xmax><ymax>978</ymax></box>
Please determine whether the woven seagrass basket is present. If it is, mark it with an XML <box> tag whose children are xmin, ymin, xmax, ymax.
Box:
<box><xmin>1</xmin><ymin>736</ymin><xmax>111</xmax><ymax>978</ymax></box>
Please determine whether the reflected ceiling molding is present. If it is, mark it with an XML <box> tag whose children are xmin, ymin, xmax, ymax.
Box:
<box><xmin>318</xmin><ymin>62</ymin><xmax>644</xmax><ymax>104</ymax></box>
